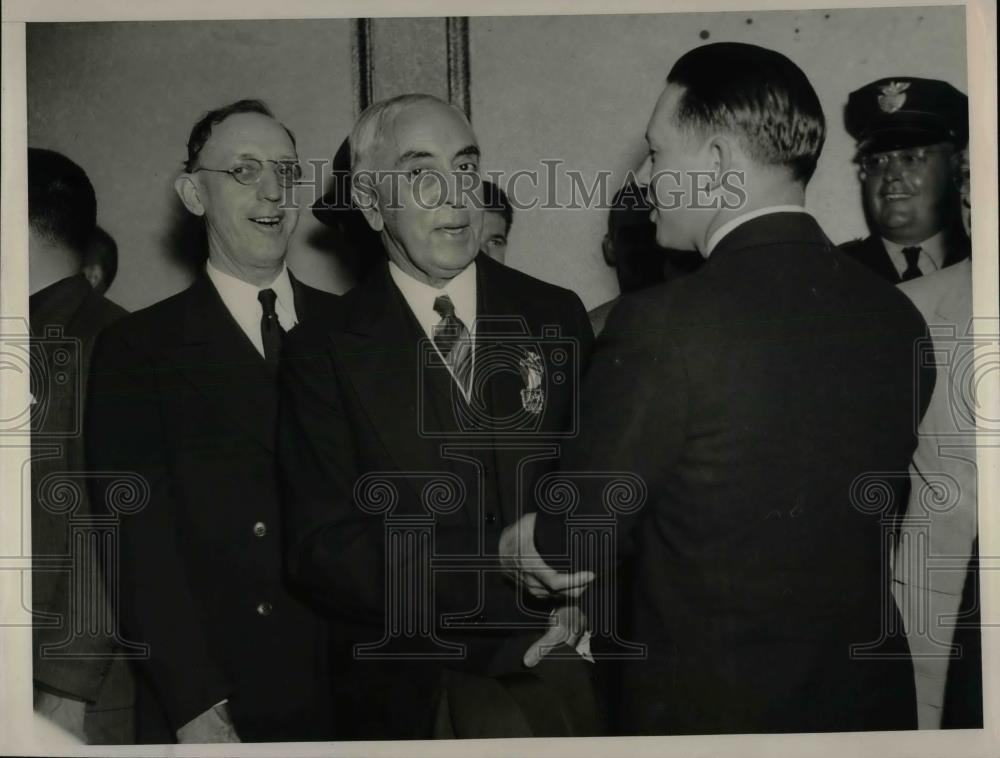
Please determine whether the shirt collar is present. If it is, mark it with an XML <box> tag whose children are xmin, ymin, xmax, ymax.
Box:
<box><xmin>389</xmin><ymin>259</ymin><xmax>477</xmax><ymax>338</ymax></box>
<box><xmin>706</xmin><ymin>205</ymin><xmax>810</xmax><ymax>256</ymax></box>
<box><xmin>881</xmin><ymin>230</ymin><xmax>947</xmax><ymax>272</ymax></box>
<box><xmin>206</xmin><ymin>259</ymin><xmax>295</xmax><ymax>312</ymax></box>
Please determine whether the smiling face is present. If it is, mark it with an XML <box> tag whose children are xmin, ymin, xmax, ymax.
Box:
<box><xmin>177</xmin><ymin>111</ymin><xmax>299</xmax><ymax>282</ymax></box>
<box><xmin>360</xmin><ymin>101</ymin><xmax>483</xmax><ymax>286</ymax></box>
<box><xmin>861</xmin><ymin>141</ymin><xmax>956</xmax><ymax>245</ymax></box>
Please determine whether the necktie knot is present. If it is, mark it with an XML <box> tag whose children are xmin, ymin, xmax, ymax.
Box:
<box><xmin>258</xmin><ymin>288</ymin><xmax>279</xmax><ymax>317</ymax></box>
<box><xmin>433</xmin><ymin>294</ymin><xmax>456</xmax><ymax>319</ymax></box>
<box><xmin>901</xmin><ymin>246</ymin><xmax>923</xmax><ymax>281</ymax></box>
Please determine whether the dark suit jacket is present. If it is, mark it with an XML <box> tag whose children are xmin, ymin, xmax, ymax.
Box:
<box><xmin>279</xmin><ymin>254</ymin><xmax>594</xmax><ymax>739</ymax></box>
<box><xmin>86</xmin><ymin>272</ymin><xmax>337</xmax><ymax>743</ymax></box>
<box><xmin>838</xmin><ymin>232</ymin><xmax>970</xmax><ymax>284</ymax></box>
<box><xmin>536</xmin><ymin>213</ymin><xmax>934</xmax><ymax>735</ymax></box>
<box><xmin>30</xmin><ymin>274</ymin><xmax>133</xmax><ymax>742</ymax></box>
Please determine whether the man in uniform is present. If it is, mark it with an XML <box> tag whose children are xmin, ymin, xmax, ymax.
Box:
<box><xmin>839</xmin><ymin>77</ymin><xmax>969</xmax><ymax>282</ymax></box>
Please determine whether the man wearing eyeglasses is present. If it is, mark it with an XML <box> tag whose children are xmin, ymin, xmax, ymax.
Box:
<box><xmin>86</xmin><ymin>99</ymin><xmax>336</xmax><ymax>744</ymax></box>
<box><xmin>839</xmin><ymin>77</ymin><xmax>969</xmax><ymax>283</ymax></box>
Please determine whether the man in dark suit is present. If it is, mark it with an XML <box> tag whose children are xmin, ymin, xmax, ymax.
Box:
<box><xmin>28</xmin><ymin>148</ymin><xmax>132</xmax><ymax>744</ymax></box>
<box><xmin>502</xmin><ymin>43</ymin><xmax>935</xmax><ymax>734</ymax></box>
<box><xmin>839</xmin><ymin>77</ymin><xmax>969</xmax><ymax>283</ymax></box>
<box><xmin>86</xmin><ymin>99</ymin><xmax>335</xmax><ymax>743</ymax></box>
<box><xmin>279</xmin><ymin>93</ymin><xmax>596</xmax><ymax>740</ymax></box>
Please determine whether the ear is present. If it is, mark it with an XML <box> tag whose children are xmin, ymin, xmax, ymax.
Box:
<box><xmin>352</xmin><ymin>178</ymin><xmax>384</xmax><ymax>233</ymax></box>
<box><xmin>601</xmin><ymin>234</ymin><xmax>616</xmax><ymax>266</ymax></box>
<box><xmin>705</xmin><ymin>135</ymin><xmax>734</xmax><ymax>191</ymax></box>
<box><xmin>174</xmin><ymin>174</ymin><xmax>206</xmax><ymax>216</ymax></box>
<box><xmin>83</xmin><ymin>264</ymin><xmax>101</xmax><ymax>289</ymax></box>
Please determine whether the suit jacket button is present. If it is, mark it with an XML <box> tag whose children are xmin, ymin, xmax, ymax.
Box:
<box><xmin>253</xmin><ymin>521</ymin><xmax>267</xmax><ymax>537</ymax></box>
<box><xmin>485</xmin><ymin>512</ymin><xmax>497</xmax><ymax>525</ymax></box>
<box><xmin>256</xmin><ymin>601</ymin><xmax>272</xmax><ymax>617</ymax></box>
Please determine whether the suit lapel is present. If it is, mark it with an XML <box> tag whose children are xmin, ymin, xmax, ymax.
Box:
<box><xmin>337</xmin><ymin>265</ymin><xmax>451</xmax><ymax>496</ymax></box>
<box><xmin>474</xmin><ymin>256</ymin><xmax>548</xmax><ymax>525</ymax></box>
<box><xmin>175</xmin><ymin>276</ymin><xmax>278</xmax><ymax>452</ymax></box>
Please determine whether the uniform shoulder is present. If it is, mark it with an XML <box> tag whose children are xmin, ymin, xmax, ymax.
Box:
<box><xmin>837</xmin><ymin>235</ymin><xmax>878</xmax><ymax>254</ymax></box>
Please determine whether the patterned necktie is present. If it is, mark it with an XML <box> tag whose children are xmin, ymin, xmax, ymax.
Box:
<box><xmin>432</xmin><ymin>293</ymin><xmax>473</xmax><ymax>395</ymax></box>
<box><xmin>258</xmin><ymin>288</ymin><xmax>284</xmax><ymax>364</ymax></box>
<box><xmin>901</xmin><ymin>246</ymin><xmax>923</xmax><ymax>281</ymax></box>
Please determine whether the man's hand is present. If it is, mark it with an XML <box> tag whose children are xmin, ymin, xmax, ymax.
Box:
<box><xmin>523</xmin><ymin>605</ymin><xmax>591</xmax><ymax>668</ymax></box>
<box><xmin>33</xmin><ymin>690</ymin><xmax>87</xmax><ymax>743</ymax></box>
<box><xmin>499</xmin><ymin>512</ymin><xmax>594</xmax><ymax>599</ymax></box>
<box><xmin>176</xmin><ymin>702</ymin><xmax>241</xmax><ymax>743</ymax></box>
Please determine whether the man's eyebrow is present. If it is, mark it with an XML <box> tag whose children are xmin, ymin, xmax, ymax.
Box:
<box><xmin>394</xmin><ymin>150</ymin><xmax>434</xmax><ymax>167</ymax></box>
<box><xmin>454</xmin><ymin>145</ymin><xmax>481</xmax><ymax>160</ymax></box>
<box><xmin>233</xmin><ymin>151</ymin><xmax>297</xmax><ymax>160</ymax></box>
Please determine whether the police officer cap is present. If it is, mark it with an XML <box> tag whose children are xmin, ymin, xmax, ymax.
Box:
<box><xmin>845</xmin><ymin>77</ymin><xmax>968</xmax><ymax>154</ymax></box>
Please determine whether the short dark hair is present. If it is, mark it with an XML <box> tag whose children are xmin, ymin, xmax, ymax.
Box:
<box><xmin>184</xmin><ymin>98</ymin><xmax>296</xmax><ymax>172</ymax></box>
<box><xmin>28</xmin><ymin>148</ymin><xmax>97</xmax><ymax>255</ymax></box>
<box><xmin>667</xmin><ymin>43</ymin><xmax>826</xmax><ymax>184</ymax></box>
<box><xmin>482</xmin><ymin>180</ymin><xmax>513</xmax><ymax>232</ymax></box>
<box><xmin>84</xmin><ymin>225</ymin><xmax>118</xmax><ymax>288</ymax></box>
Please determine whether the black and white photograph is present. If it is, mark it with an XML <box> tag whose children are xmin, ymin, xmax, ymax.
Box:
<box><xmin>0</xmin><ymin>1</ymin><xmax>996</xmax><ymax>756</ymax></box>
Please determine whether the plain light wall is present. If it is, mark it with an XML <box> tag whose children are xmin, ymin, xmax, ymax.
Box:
<box><xmin>27</xmin><ymin>20</ymin><xmax>357</xmax><ymax>311</ymax></box>
<box><xmin>469</xmin><ymin>7</ymin><xmax>968</xmax><ymax>309</ymax></box>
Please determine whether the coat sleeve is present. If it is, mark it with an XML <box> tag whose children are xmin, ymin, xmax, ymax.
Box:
<box><xmin>534</xmin><ymin>293</ymin><xmax>686</xmax><ymax>567</ymax></box>
<box><xmin>86</xmin><ymin>327</ymin><xmax>232</xmax><ymax>732</ymax></box>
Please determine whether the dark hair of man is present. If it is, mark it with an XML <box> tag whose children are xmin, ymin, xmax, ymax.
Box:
<box><xmin>482</xmin><ymin>180</ymin><xmax>514</xmax><ymax>232</ymax></box>
<box><xmin>667</xmin><ymin>42</ymin><xmax>826</xmax><ymax>184</ymax></box>
<box><xmin>84</xmin><ymin>225</ymin><xmax>119</xmax><ymax>287</ymax></box>
<box><xmin>184</xmin><ymin>98</ymin><xmax>297</xmax><ymax>172</ymax></box>
<box><xmin>27</xmin><ymin>148</ymin><xmax>97</xmax><ymax>256</ymax></box>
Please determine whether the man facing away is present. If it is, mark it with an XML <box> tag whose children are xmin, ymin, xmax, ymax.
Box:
<box><xmin>86</xmin><ymin>99</ymin><xmax>336</xmax><ymax>743</ymax></box>
<box><xmin>502</xmin><ymin>42</ymin><xmax>935</xmax><ymax>735</ymax></box>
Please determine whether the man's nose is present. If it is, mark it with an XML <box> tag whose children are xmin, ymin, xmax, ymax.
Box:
<box><xmin>446</xmin><ymin>171</ymin><xmax>477</xmax><ymax>208</ymax></box>
<box><xmin>257</xmin><ymin>164</ymin><xmax>283</xmax><ymax>201</ymax></box>
<box><xmin>635</xmin><ymin>156</ymin><xmax>653</xmax><ymax>187</ymax></box>
<box><xmin>882</xmin><ymin>154</ymin><xmax>907</xmax><ymax>183</ymax></box>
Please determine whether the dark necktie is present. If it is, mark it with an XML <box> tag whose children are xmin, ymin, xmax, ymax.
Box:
<box><xmin>901</xmin><ymin>246</ymin><xmax>923</xmax><ymax>281</ymax></box>
<box><xmin>257</xmin><ymin>288</ymin><xmax>284</xmax><ymax>364</ymax></box>
<box><xmin>432</xmin><ymin>293</ymin><xmax>473</xmax><ymax>395</ymax></box>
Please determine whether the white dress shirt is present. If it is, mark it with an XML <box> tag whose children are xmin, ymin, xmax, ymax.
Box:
<box><xmin>882</xmin><ymin>230</ymin><xmax>946</xmax><ymax>278</ymax></box>
<box><xmin>705</xmin><ymin>205</ymin><xmax>810</xmax><ymax>256</ymax></box>
<box><xmin>205</xmin><ymin>260</ymin><xmax>298</xmax><ymax>358</ymax></box>
<box><xmin>388</xmin><ymin>260</ymin><xmax>477</xmax><ymax>396</ymax></box>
